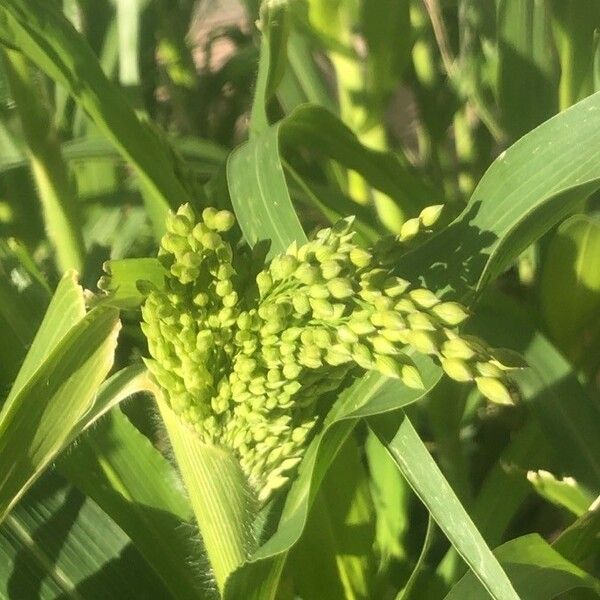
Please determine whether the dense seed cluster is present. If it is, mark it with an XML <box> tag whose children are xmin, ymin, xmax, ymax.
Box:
<box><xmin>141</xmin><ymin>204</ymin><xmax>519</xmax><ymax>502</ymax></box>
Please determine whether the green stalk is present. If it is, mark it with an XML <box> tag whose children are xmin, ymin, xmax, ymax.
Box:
<box><xmin>453</xmin><ymin>107</ymin><xmax>476</xmax><ymax>197</ymax></box>
<box><xmin>2</xmin><ymin>49</ymin><xmax>84</xmax><ymax>274</ymax></box>
<box><xmin>158</xmin><ymin>398</ymin><xmax>257</xmax><ymax>593</ymax></box>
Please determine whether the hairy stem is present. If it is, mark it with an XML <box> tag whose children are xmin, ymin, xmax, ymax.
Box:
<box><xmin>158</xmin><ymin>398</ymin><xmax>258</xmax><ymax>593</ymax></box>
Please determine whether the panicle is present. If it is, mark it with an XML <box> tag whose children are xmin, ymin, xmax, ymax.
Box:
<box><xmin>142</xmin><ymin>204</ymin><xmax>522</xmax><ymax>504</ymax></box>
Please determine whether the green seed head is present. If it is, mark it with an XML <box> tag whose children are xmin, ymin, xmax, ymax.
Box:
<box><xmin>141</xmin><ymin>204</ymin><xmax>520</xmax><ymax>505</ymax></box>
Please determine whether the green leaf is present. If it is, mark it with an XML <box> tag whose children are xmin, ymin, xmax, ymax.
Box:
<box><xmin>98</xmin><ymin>257</ymin><xmax>167</xmax><ymax>308</ymax></box>
<box><xmin>0</xmin><ymin>270</ymin><xmax>200</xmax><ymax>597</ymax></box>
<box><xmin>497</xmin><ymin>0</ymin><xmax>559</xmax><ymax>139</ymax></box>
<box><xmin>0</xmin><ymin>273</ymin><xmax>120</xmax><ymax>521</ymax></box>
<box><xmin>444</xmin><ymin>534</ymin><xmax>600</xmax><ymax>599</ymax></box>
<box><xmin>370</xmin><ymin>414</ymin><xmax>519</xmax><ymax>600</ymax></box>
<box><xmin>400</xmin><ymin>91</ymin><xmax>600</xmax><ymax>298</ymax></box>
<box><xmin>0</xmin><ymin>0</ymin><xmax>191</xmax><ymax>237</ymax></box>
<box><xmin>228</xmin><ymin>104</ymin><xmax>433</xmax><ymax>255</ymax></box>
<box><xmin>527</xmin><ymin>470</ymin><xmax>594</xmax><ymax>517</ymax></box>
<box><xmin>551</xmin><ymin>0</ymin><xmax>600</xmax><ymax>109</ymax></box>
<box><xmin>59</xmin><ymin>406</ymin><xmax>202</xmax><ymax>600</ymax></box>
<box><xmin>540</xmin><ymin>214</ymin><xmax>600</xmax><ymax>366</ymax></box>
<box><xmin>0</xmin><ymin>472</ymin><xmax>170</xmax><ymax>600</ymax></box>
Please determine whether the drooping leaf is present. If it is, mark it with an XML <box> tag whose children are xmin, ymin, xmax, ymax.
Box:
<box><xmin>444</xmin><ymin>534</ymin><xmax>600</xmax><ymax>599</ymax></box>
<box><xmin>400</xmin><ymin>91</ymin><xmax>600</xmax><ymax>298</ymax></box>
<box><xmin>228</xmin><ymin>104</ymin><xmax>433</xmax><ymax>256</ymax></box>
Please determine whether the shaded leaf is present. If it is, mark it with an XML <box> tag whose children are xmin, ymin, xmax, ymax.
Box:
<box><xmin>400</xmin><ymin>91</ymin><xmax>600</xmax><ymax>298</ymax></box>
<box><xmin>444</xmin><ymin>534</ymin><xmax>600</xmax><ymax>599</ymax></box>
<box><xmin>371</xmin><ymin>414</ymin><xmax>519</xmax><ymax>600</ymax></box>
<box><xmin>0</xmin><ymin>472</ymin><xmax>170</xmax><ymax>600</ymax></box>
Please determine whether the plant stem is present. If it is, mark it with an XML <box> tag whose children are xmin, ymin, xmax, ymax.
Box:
<box><xmin>158</xmin><ymin>399</ymin><xmax>257</xmax><ymax>593</ymax></box>
<box><xmin>2</xmin><ymin>49</ymin><xmax>84</xmax><ymax>274</ymax></box>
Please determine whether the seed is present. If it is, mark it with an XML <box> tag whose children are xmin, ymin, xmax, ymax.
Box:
<box><xmin>321</xmin><ymin>260</ymin><xmax>343</xmax><ymax>280</ymax></box>
<box><xmin>371</xmin><ymin>335</ymin><xmax>398</xmax><ymax>355</ymax></box>
<box><xmin>256</xmin><ymin>271</ymin><xmax>273</xmax><ymax>296</ymax></box>
<box><xmin>475</xmin><ymin>361</ymin><xmax>503</xmax><ymax>378</ymax></box>
<box><xmin>409</xmin><ymin>288</ymin><xmax>439</xmax><ymax>309</ymax></box>
<box><xmin>407</xmin><ymin>330</ymin><xmax>438</xmax><ymax>355</ymax></box>
<box><xmin>309</xmin><ymin>284</ymin><xmax>330</xmax><ymax>299</ymax></box>
<box><xmin>295</xmin><ymin>263</ymin><xmax>320</xmax><ymax>285</ymax></box>
<box><xmin>419</xmin><ymin>204</ymin><xmax>443</xmax><ymax>228</ymax></box>
<box><xmin>442</xmin><ymin>338</ymin><xmax>476</xmax><ymax>360</ymax></box>
<box><xmin>399</xmin><ymin>217</ymin><xmax>420</xmax><ymax>241</ymax></box>
<box><xmin>375</xmin><ymin>355</ymin><xmax>402</xmax><ymax>379</ymax></box>
<box><xmin>442</xmin><ymin>357</ymin><xmax>473</xmax><ymax>382</ymax></box>
<box><xmin>431</xmin><ymin>302</ymin><xmax>469</xmax><ymax>326</ymax></box>
<box><xmin>407</xmin><ymin>312</ymin><xmax>437</xmax><ymax>331</ymax></box>
<box><xmin>400</xmin><ymin>363</ymin><xmax>425</xmax><ymax>389</ymax></box>
<box><xmin>213</xmin><ymin>210</ymin><xmax>236</xmax><ymax>232</ymax></box>
<box><xmin>476</xmin><ymin>377</ymin><xmax>514</xmax><ymax>405</ymax></box>
<box><xmin>327</xmin><ymin>278</ymin><xmax>353</xmax><ymax>299</ymax></box>
<box><xmin>349</xmin><ymin>247</ymin><xmax>372</xmax><ymax>267</ymax></box>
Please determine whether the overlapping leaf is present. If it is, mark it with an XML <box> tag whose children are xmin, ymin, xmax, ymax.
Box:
<box><xmin>0</xmin><ymin>272</ymin><xmax>120</xmax><ymax>521</ymax></box>
<box><xmin>0</xmin><ymin>0</ymin><xmax>190</xmax><ymax>236</ymax></box>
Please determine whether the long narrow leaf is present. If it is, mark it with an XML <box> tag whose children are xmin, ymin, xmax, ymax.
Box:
<box><xmin>0</xmin><ymin>473</ymin><xmax>171</xmax><ymax>600</ymax></box>
<box><xmin>444</xmin><ymin>534</ymin><xmax>600</xmax><ymax>599</ymax></box>
<box><xmin>0</xmin><ymin>274</ymin><xmax>120</xmax><ymax>521</ymax></box>
<box><xmin>0</xmin><ymin>0</ymin><xmax>191</xmax><ymax>236</ymax></box>
<box><xmin>401</xmin><ymin>91</ymin><xmax>600</xmax><ymax>298</ymax></box>
<box><xmin>370</xmin><ymin>414</ymin><xmax>519</xmax><ymax>600</ymax></box>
